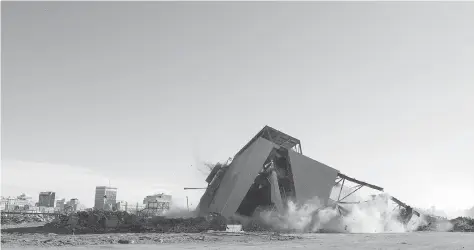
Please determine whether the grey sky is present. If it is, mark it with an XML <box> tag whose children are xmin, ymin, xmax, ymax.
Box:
<box><xmin>2</xmin><ymin>2</ymin><xmax>474</xmax><ymax>210</ymax></box>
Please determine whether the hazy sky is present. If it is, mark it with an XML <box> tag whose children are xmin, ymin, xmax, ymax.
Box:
<box><xmin>2</xmin><ymin>2</ymin><xmax>474</xmax><ymax>211</ymax></box>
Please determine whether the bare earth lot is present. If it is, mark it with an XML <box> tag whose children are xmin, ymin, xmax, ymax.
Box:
<box><xmin>2</xmin><ymin>231</ymin><xmax>473</xmax><ymax>249</ymax></box>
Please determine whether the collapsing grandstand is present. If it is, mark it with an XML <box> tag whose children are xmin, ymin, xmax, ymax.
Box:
<box><xmin>197</xmin><ymin>125</ymin><xmax>417</xmax><ymax>224</ymax></box>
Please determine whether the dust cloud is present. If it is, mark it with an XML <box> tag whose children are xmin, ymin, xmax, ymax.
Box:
<box><xmin>163</xmin><ymin>204</ymin><xmax>197</xmax><ymax>218</ymax></box>
<box><xmin>254</xmin><ymin>193</ymin><xmax>427</xmax><ymax>233</ymax></box>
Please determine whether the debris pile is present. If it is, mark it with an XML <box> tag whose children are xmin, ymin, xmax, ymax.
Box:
<box><xmin>416</xmin><ymin>215</ymin><xmax>474</xmax><ymax>232</ymax></box>
<box><xmin>241</xmin><ymin>218</ymin><xmax>277</xmax><ymax>232</ymax></box>
<box><xmin>450</xmin><ymin>217</ymin><xmax>474</xmax><ymax>232</ymax></box>
<box><xmin>43</xmin><ymin>211</ymin><xmax>227</xmax><ymax>234</ymax></box>
<box><xmin>1</xmin><ymin>213</ymin><xmax>54</xmax><ymax>225</ymax></box>
<box><xmin>44</xmin><ymin>211</ymin><xmax>131</xmax><ymax>233</ymax></box>
<box><xmin>149</xmin><ymin>214</ymin><xmax>227</xmax><ymax>233</ymax></box>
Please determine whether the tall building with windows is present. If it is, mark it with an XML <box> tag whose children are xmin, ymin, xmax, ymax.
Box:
<box><xmin>38</xmin><ymin>192</ymin><xmax>56</xmax><ymax>207</ymax></box>
<box><xmin>67</xmin><ymin>198</ymin><xmax>80</xmax><ymax>212</ymax></box>
<box><xmin>55</xmin><ymin>198</ymin><xmax>66</xmax><ymax>212</ymax></box>
<box><xmin>94</xmin><ymin>186</ymin><xmax>117</xmax><ymax>210</ymax></box>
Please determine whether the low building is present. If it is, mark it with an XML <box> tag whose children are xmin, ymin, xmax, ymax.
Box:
<box><xmin>143</xmin><ymin>193</ymin><xmax>172</xmax><ymax>210</ymax></box>
<box><xmin>1</xmin><ymin>194</ymin><xmax>35</xmax><ymax>211</ymax></box>
<box><xmin>0</xmin><ymin>197</ymin><xmax>8</xmax><ymax>211</ymax></box>
<box><xmin>114</xmin><ymin>200</ymin><xmax>128</xmax><ymax>211</ymax></box>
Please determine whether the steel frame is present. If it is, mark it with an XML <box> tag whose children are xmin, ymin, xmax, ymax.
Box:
<box><xmin>332</xmin><ymin>173</ymin><xmax>421</xmax><ymax>221</ymax></box>
<box><xmin>332</xmin><ymin>173</ymin><xmax>385</xmax><ymax>217</ymax></box>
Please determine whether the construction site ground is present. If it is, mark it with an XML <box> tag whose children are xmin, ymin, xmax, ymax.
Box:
<box><xmin>2</xmin><ymin>212</ymin><xmax>473</xmax><ymax>249</ymax></box>
<box><xmin>2</xmin><ymin>231</ymin><xmax>474</xmax><ymax>249</ymax></box>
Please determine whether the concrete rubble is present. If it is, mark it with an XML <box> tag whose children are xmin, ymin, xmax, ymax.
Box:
<box><xmin>1</xmin><ymin>213</ymin><xmax>55</xmax><ymax>225</ymax></box>
<box><xmin>416</xmin><ymin>214</ymin><xmax>474</xmax><ymax>232</ymax></box>
<box><xmin>41</xmin><ymin>211</ymin><xmax>227</xmax><ymax>234</ymax></box>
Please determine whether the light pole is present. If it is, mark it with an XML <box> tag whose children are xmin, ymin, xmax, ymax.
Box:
<box><xmin>186</xmin><ymin>196</ymin><xmax>189</xmax><ymax>212</ymax></box>
<box><xmin>183</xmin><ymin>187</ymin><xmax>207</xmax><ymax>212</ymax></box>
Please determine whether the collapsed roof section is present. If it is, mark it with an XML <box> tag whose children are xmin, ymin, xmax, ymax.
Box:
<box><xmin>235</xmin><ymin>126</ymin><xmax>303</xmax><ymax>157</ymax></box>
<box><xmin>197</xmin><ymin>125</ymin><xmax>416</xmax><ymax>220</ymax></box>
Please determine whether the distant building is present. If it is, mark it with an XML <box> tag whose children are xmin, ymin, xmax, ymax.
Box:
<box><xmin>66</xmin><ymin>198</ymin><xmax>80</xmax><ymax>212</ymax></box>
<box><xmin>0</xmin><ymin>197</ymin><xmax>6</xmax><ymax>211</ymax></box>
<box><xmin>38</xmin><ymin>192</ymin><xmax>56</xmax><ymax>207</ymax></box>
<box><xmin>113</xmin><ymin>200</ymin><xmax>129</xmax><ymax>211</ymax></box>
<box><xmin>94</xmin><ymin>186</ymin><xmax>117</xmax><ymax>210</ymax></box>
<box><xmin>143</xmin><ymin>193</ymin><xmax>172</xmax><ymax>210</ymax></box>
<box><xmin>55</xmin><ymin>199</ymin><xmax>66</xmax><ymax>212</ymax></box>
<box><xmin>1</xmin><ymin>194</ymin><xmax>34</xmax><ymax>211</ymax></box>
<box><xmin>55</xmin><ymin>198</ymin><xmax>80</xmax><ymax>213</ymax></box>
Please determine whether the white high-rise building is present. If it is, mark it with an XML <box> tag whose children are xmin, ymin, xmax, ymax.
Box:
<box><xmin>94</xmin><ymin>186</ymin><xmax>117</xmax><ymax>210</ymax></box>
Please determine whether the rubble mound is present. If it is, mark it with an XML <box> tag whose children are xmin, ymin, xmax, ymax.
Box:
<box><xmin>416</xmin><ymin>215</ymin><xmax>474</xmax><ymax>232</ymax></box>
<box><xmin>242</xmin><ymin>219</ymin><xmax>274</xmax><ymax>232</ymax></box>
<box><xmin>1</xmin><ymin>213</ymin><xmax>54</xmax><ymax>225</ymax></box>
<box><xmin>449</xmin><ymin>217</ymin><xmax>474</xmax><ymax>232</ymax></box>
<box><xmin>43</xmin><ymin>211</ymin><xmax>227</xmax><ymax>234</ymax></box>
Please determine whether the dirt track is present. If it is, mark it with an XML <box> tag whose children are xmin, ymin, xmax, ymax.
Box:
<box><xmin>2</xmin><ymin>232</ymin><xmax>474</xmax><ymax>249</ymax></box>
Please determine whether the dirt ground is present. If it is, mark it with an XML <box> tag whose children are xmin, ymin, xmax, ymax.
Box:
<box><xmin>2</xmin><ymin>231</ymin><xmax>473</xmax><ymax>249</ymax></box>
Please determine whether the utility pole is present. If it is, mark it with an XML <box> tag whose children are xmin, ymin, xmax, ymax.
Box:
<box><xmin>186</xmin><ymin>196</ymin><xmax>189</xmax><ymax>212</ymax></box>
